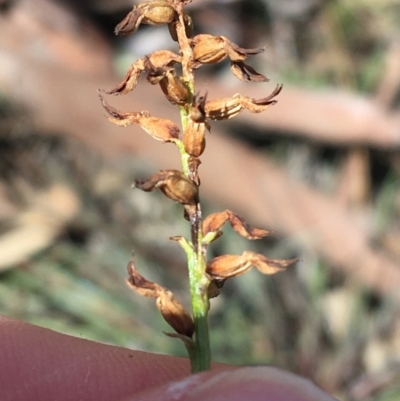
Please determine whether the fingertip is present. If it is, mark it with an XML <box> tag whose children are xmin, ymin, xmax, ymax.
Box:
<box><xmin>129</xmin><ymin>366</ymin><xmax>337</xmax><ymax>401</ymax></box>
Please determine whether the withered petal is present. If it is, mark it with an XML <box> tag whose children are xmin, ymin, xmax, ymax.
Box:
<box><xmin>103</xmin><ymin>61</ymin><xmax>144</xmax><ymax>95</ymax></box>
<box><xmin>203</xmin><ymin>210</ymin><xmax>273</xmax><ymax>239</ymax></box>
<box><xmin>253</xmin><ymin>255</ymin><xmax>299</xmax><ymax>275</ymax></box>
<box><xmin>99</xmin><ymin>93</ymin><xmax>179</xmax><ymax>142</ymax></box>
<box><xmin>230</xmin><ymin>61</ymin><xmax>269</xmax><ymax>83</ymax></box>
<box><xmin>98</xmin><ymin>92</ymin><xmax>142</xmax><ymax>126</ymax></box>
<box><xmin>228</xmin><ymin>41</ymin><xmax>265</xmax><ymax>59</ymax></box>
<box><xmin>207</xmin><ymin>254</ymin><xmax>251</xmax><ymax>279</ymax></box>
<box><xmin>115</xmin><ymin>8</ymin><xmax>143</xmax><ymax>35</ymax></box>
<box><xmin>157</xmin><ymin>290</ymin><xmax>194</xmax><ymax>337</ymax></box>
<box><xmin>126</xmin><ymin>260</ymin><xmax>161</xmax><ymax>297</ymax></box>
<box><xmin>147</xmin><ymin>50</ymin><xmax>181</xmax><ymax>68</ymax></box>
<box><xmin>241</xmin><ymin>84</ymin><xmax>283</xmax><ymax>113</ymax></box>
<box><xmin>134</xmin><ymin>170</ymin><xmax>168</xmax><ymax>192</ymax></box>
<box><xmin>137</xmin><ymin>115</ymin><xmax>181</xmax><ymax>142</ymax></box>
<box><xmin>207</xmin><ymin>251</ymin><xmax>297</xmax><ymax>280</ymax></box>
<box><xmin>127</xmin><ymin>260</ymin><xmax>194</xmax><ymax>337</ymax></box>
<box><xmin>253</xmin><ymin>83</ymin><xmax>283</xmax><ymax>104</ymax></box>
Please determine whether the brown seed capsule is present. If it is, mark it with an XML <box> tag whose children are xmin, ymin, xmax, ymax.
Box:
<box><xmin>115</xmin><ymin>1</ymin><xmax>176</xmax><ymax>36</ymax></box>
<box><xmin>147</xmin><ymin>50</ymin><xmax>181</xmax><ymax>69</ymax></box>
<box><xmin>192</xmin><ymin>34</ymin><xmax>265</xmax><ymax>64</ymax></box>
<box><xmin>158</xmin><ymin>68</ymin><xmax>190</xmax><ymax>105</ymax></box>
<box><xmin>134</xmin><ymin>170</ymin><xmax>199</xmax><ymax>205</ymax></box>
<box><xmin>184</xmin><ymin>119</ymin><xmax>206</xmax><ymax>157</ymax></box>
<box><xmin>192</xmin><ymin>34</ymin><xmax>227</xmax><ymax>64</ymax></box>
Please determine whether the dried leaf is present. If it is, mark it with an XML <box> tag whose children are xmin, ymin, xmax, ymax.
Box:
<box><xmin>203</xmin><ymin>210</ymin><xmax>273</xmax><ymax>240</ymax></box>
<box><xmin>207</xmin><ymin>251</ymin><xmax>298</xmax><ymax>280</ymax></box>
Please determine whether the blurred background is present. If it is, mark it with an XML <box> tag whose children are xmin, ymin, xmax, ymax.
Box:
<box><xmin>1</xmin><ymin>0</ymin><xmax>400</xmax><ymax>399</ymax></box>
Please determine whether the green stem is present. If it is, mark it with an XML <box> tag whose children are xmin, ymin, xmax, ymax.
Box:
<box><xmin>174</xmin><ymin>1</ymin><xmax>211</xmax><ymax>372</ymax></box>
<box><xmin>179</xmin><ymin>108</ymin><xmax>211</xmax><ymax>373</ymax></box>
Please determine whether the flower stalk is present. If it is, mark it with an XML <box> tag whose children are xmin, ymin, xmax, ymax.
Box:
<box><xmin>99</xmin><ymin>0</ymin><xmax>297</xmax><ymax>373</ymax></box>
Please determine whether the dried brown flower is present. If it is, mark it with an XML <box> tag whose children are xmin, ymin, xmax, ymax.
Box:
<box><xmin>158</xmin><ymin>67</ymin><xmax>190</xmax><ymax>105</ymax></box>
<box><xmin>127</xmin><ymin>260</ymin><xmax>194</xmax><ymax>337</ymax></box>
<box><xmin>99</xmin><ymin>92</ymin><xmax>180</xmax><ymax>142</ymax></box>
<box><xmin>191</xmin><ymin>34</ymin><xmax>268</xmax><ymax>82</ymax></box>
<box><xmin>204</xmin><ymin>84</ymin><xmax>283</xmax><ymax>121</ymax></box>
<box><xmin>134</xmin><ymin>169</ymin><xmax>199</xmax><ymax>205</ymax></box>
<box><xmin>192</xmin><ymin>34</ymin><xmax>265</xmax><ymax>64</ymax></box>
<box><xmin>103</xmin><ymin>50</ymin><xmax>181</xmax><ymax>96</ymax></box>
<box><xmin>207</xmin><ymin>251</ymin><xmax>298</xmax><ymax>280</ymax></box>
<box><xmin>115</xmin><ymin>1</ymin><xmax>176</xmax><ymax>35</ymax></box>
<box><xmin>202</xmin><ymin>209</ymin><xmax>274</xmax><ymax>240</ymax></box>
